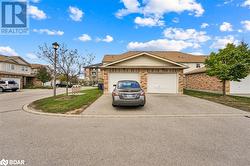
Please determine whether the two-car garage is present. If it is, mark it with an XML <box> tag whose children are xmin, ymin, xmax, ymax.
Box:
<box><xmin>103</xmin><ymin>52</ymin><xmax>186</xmax><ymax>94</ymax></box>
<box><xmin>108</xmin><ymin>72</ymin><xmax>178</xmax><ymax>93</ymax></box>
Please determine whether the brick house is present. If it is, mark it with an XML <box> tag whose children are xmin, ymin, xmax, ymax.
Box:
<box><xmin>185</xmin><ymin>67</ymin><xmax>250</xmax><ymax>94</ymax></box>
<box><xmin>100</xmin><ymin>51</ymin><xmax>206</xmax><ymax>94</ymax></box>
<box><xmin>30</xmin><ymin>64</ymin><xmax>49</xmax><ymax>86</ymax></box>
<box><xmin>0</xmin><ymin>55</ymin><xmax>35</xmax><ymax>89</ymax></box>
<box><xmin>83</xmin><ymin>63</ymin><xmax>103</xmax><ymax>85</ymax></box>
<box><xmin>0</xmin><ymin>55</ymin><xmax>47</xmax><ymax>89</ymax></box>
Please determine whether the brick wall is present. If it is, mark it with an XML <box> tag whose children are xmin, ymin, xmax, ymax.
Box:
<box><xmin>32</xmin><ymin>78</ymin><xmax>43</xmax><ymax>86</ymax></box>
<box><xmin>103</xmin><ymin>68</ymin><xmax>184</xmax><ymax>94</ymax></box>
<box><xmin>185</xmin><ymin>72</ymin><xmax>230</xmax><ymax>94</ymax></box>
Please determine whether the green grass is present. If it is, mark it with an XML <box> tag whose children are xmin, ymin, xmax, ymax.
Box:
<box><xmin>32</xmin><ymin>88</ymin><xmax>103</xmax><ymax>114</ymax></box>
<box><xmin>184</xmin><ymin>89</ymin><xmax>250</xmax><ymax>112</ymax></box>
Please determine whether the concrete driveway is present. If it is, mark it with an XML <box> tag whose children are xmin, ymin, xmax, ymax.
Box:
<box><xmin>83</xmin><ymin>94</ymin><xmax>246</xmax><ymax>115</ymax></box>
<box><xmin>1</xmin><ymin>90</ymin><xmax>250</xmax><ymax>166</ymax></box>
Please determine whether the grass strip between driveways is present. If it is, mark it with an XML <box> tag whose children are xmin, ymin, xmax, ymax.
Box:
<box><xmin>184</xmin><ymin>89</ymin><xmax>250</xmax><ymax>112</ymax></box>
<box><xmin>32</xmin><ymin>88</ymin><xmax>103</xmax><ymax>114</ymax></box>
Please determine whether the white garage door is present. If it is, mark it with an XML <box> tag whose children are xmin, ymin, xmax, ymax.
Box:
<box><xmin>1</xmin><ymin>77</ymin><xmax>21</xmax><ymax>89</ymax></box>
<box><xmin>108</xmin><ymin>73</ymin><xmax>140</xmax><ymax>93</ymax></box>
<box><xmin>147</xmin><ymin>73</ymin><xmax>178</xmax><ymax>93</ymax></box>
<box><xmin>230</xmin><ymin>75</ymin><xmax>250</xmax><ymax>94</ymax></box>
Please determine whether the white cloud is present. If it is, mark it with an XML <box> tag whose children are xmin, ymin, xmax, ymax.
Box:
<box><xmin>127</xmin><ymin>39</ymin><xmax>194</xmax><ymax>51</ymax></box>
<box><xmin>78</xmin><ymin>34</ymin><xmax>92</xmax><ymax>42</ymax></box>
<box><xmin>219</xmin><ymin>22</ymin><xmax>233</xmax><ymax>32</ymax></box>
<box><xmin>144</xmin><ymin>0</ymin><xmax>204</xmax><ymax>17</ymax></box>
<box><xmin>241</xmin><ymin>20</ymin><xmax>250</xmax><ymax>31</ymax></box>
<box><xmin>33</xmin><ymin>29</ymin><xmax>64</xmax><ymax>36</ymax></box>
<box><xmin>116</xmin><ymin>0</ymin><xmax>141</xmax><ymax>18</ymax></box>
<box><xmin>102</xmin><ymin>35</ymin><xmax>114</xmax><ymax>42</ymax></box>
<box><xmin>0</xmin><ymin>46</ymin><xmax>19</xmax><ymax>56</ymax></box>
<box><xmin>134</xmin><ymin>17</ymin><xmax>164</xmax><ymax>27</ymax></box>
<box><xmin>163</xmin><ymin>27</ymin><xmax>210</xmax><ymax>43</ymax></box>
<box><xmin>26</xmin><ymin>53</ymin><xmax>38</xmax><ymax>59</ymax></box>
<box><xmin>116</xmin><ymin>0</ymin><xmax>204</xmax><ymax>19</ymax></box>
<box><xmin>201</xmin><ymin>23</ymin><xmax>209</xmax><ymax>28</ymax></box>
<box><xmin>242</xmin><ymin>0</ymin><xmax>250</xmax><ymax>7</ymax></box>
<box><xmin>31</xmin><ymin>0</ymin><xmax>40</xmax><ymax>3</ymax></box>
<box><xmin>28</xmin><ymin>5</ymin><xmax>47</xmax><ymax>20</ymax></box>
<box><xmin>210</xmin><ymin>35</ymin><xmax>239</xmax><ymax>49</ymax></box>
<box><xmin>68</xmin><ymin>6</ymin><xmax>84</xmax><ymax>21</ymax></box>
<box><xmin>224</xmin><ymin>0</ymin><xmax>233</xmax><ymax>4</ymax></box>
<box><xmin>189</xmin><ymin>52</ymin><xmax>204</xmax><ymax>55</ymax></box>
<box><xmin>97</xmin><ymin>35</ymin><xmax>114</xmax><ymax>43</ymax></box>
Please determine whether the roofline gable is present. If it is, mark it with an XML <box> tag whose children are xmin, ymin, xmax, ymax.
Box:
<box><xmin>102</xmin><ymin>52</ymin><xmax>187</xmax><ymax>68</ymax></box>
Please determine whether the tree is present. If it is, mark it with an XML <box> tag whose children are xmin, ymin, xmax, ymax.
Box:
<box><xmin>205</xmin><ymin>42</ymin><xmax>250</xmax><ymax>95</ymax></box>
<box><xmin>37</xmin><ymin>43</ymin><xmax>95</xmax><ymax>96</ymax></box>
<box><xmin>36</xmin><ymin>66</ymin><xmax>52</xmax><ymax>86</ymax></box>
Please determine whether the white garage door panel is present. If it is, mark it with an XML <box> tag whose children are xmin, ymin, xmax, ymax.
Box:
<box><xmin>108</xmin><ymin>73</ymin><xmax>140</xmax><ymax>93</ymax></box>
<box><xmin>147</xmin><ymin>74</ymin><xmax>178</xmax><ymax>93</ymax></box>
<box><xmin>230</xmin><ymin>75</ymin><xmax>250</xmax><ymax>94</ymax></box>
<box><xmin>1</xmin><ymin>77</ymin><xmax>21</xmax><ymax>89</ymax></box>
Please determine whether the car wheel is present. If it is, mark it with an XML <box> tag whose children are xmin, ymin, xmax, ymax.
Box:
<box><xmin>0</xmin><ymin>87</ymin><xmax>3</xmax><ymax>92</ymax></box>
<box><xmin>12</xmin><ymin>89</ymin><xmax>17</xmax><ymax>92</ymax></box>
<box><xmin>112</xmin><ymin>104</ymin><xmax>116</xmax><ymax>107</ymax></box>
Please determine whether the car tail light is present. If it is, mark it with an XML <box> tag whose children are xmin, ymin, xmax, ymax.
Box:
<box><xmin>112</xmin><ymin>91</ymin><xmax>119</xmax><ymax>96</ymax></box>
<box><xmin>140</xmin><ymin>91</ymin><xmax>145</xmax><ymax>96</ymax></box>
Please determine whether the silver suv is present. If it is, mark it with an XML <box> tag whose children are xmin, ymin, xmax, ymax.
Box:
<box><xmin>0</xmin><ymin>80</ymin><xmax>19</xmax><ymax>92</ymax></box>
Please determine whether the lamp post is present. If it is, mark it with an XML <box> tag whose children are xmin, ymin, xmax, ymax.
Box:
<box><xmin>52</xmin><ymin>42</ymin><xmax>59</xmax><ymax>97</ymax></box>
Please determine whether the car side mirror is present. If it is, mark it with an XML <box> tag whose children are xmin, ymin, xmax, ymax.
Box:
<box><xmin>113</xmin><ymin>84</ymin><xmax>116</xmax><ymax>87</ymax></box>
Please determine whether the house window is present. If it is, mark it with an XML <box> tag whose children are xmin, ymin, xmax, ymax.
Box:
<box><xmin>92</xmin><ymin>71</ymin><xmax>97</xmax><ymax>76</ymax></box>
<box><xmin>21</xmin><ymin>66</ymin><xmax>25</xmax><ymax>71</ymax></box>
<box><xmin>11</xmin><ymin>64</ymin><xmax>15</xmax><ymax>70</ymax></box>
<box><xmin>196</xmin><ymin>63</ymin><xmax>201</xmax><ymax>68</ymax></box>
<box><xmin>25</xmin><ymin>67</ymin><xmax>28</xmax><ymax>71</ymax></box>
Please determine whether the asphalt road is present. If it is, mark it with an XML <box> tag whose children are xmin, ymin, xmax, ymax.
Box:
<box><xmin>0</xmin><ymin>89</ymin><xmax>250</xmax><ymax>166</ymax></box>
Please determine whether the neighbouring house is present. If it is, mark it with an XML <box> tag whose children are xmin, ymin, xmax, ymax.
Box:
<box><xmin>0</xmin><ymin>55</ymin><xmax>49</xmax><ymax>89</ymax></box>
<box><xmin>0</xmin><ymin>55</ymin><xmax>35</xmax><ymax>89</ymax></box>
<box><xmin>185</xmin><ymin>67</ymin><xmax>250</xmax><ymax>94</ymax></box>
<box><xmin>84</xmin><ymin>63</ymin><xmax>103</xmax><ymax>85</ymax></box>
<box><xmin>30</xmin><ymin>63</ymin><xmax>49</xmax><ymax>87</ymax></box>
<box><xmin>100</xmin><ymin>51</ymin><xmax>207</xmax><ymax>94</ymax></box>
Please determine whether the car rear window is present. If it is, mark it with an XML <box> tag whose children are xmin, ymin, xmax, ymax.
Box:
<box><xmin>0</xmin><ymin>81</ymin><xmax>5</xmax><ymax>84</ymax></box>
<box><xmin>117</xmin><ymin>81</ymin><xmax>140</xmax><ymax>89</ymax></box>
<box><xmin>8</xmin><ymin>81</ymin><xmax>16</xmax><ymax>84</ymax></box>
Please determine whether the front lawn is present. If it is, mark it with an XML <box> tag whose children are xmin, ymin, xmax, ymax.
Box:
<box><xmin>184</xmin><ymin>89</ymin><xmax>250</xmax><ymax>112</ymax></box>
<box><xmin>31</xmin><ymin>88</ymin><xmax>102</xmax><ymax>114</ymax></box>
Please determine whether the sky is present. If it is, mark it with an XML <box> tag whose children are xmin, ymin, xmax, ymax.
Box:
<box><xmin>0</xmin><ymin>0</ymin><xmax>250</xmax><ymax>64</ymax></box>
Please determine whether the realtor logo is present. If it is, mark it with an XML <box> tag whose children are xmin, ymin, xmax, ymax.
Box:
<box><xmin>0</xmin><ymin>159</ymin><xmax>8</xmax><ymax>166</ymax></box>
<box><xmin>1</xmin><ymin>1</ymin><xmax>29</xmax><ymax>35</ymax></box>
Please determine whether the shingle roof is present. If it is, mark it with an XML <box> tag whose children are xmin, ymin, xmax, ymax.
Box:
<box><xmin>30</xmin><ymin>64</ymin><xmax>45</xmax><ymax>69</ymax></box>
<box><xmin>0</xmin><ymin>54</ymin><xmax>30</xmax><ymax>66</ymax></box>
<box><xmin>185</xmin><ymin>67</ymin><xmax>207</xmax><ymax>75</ymax></box>
<box><xmin>102</xmin><ymin>51</ymin><xmax>207</xmax><ymax>63</ymax></box>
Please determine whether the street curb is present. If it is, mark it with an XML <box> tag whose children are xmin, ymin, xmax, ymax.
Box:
<box><xmin>22</xmin><ymin>104</ymin><xmax>250</xmax><ymax>118</ymax></box>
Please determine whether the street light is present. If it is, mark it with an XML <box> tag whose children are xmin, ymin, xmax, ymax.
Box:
<box><xmin>52</xmin><ymin>42</ymin><xmax>59</xmax><ymax>97</ymax></box>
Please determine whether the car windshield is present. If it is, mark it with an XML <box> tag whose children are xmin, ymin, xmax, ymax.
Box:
<box><xmin>117</xmin><ymin>81</ymin><xmax>140</xmax><ymax>89</ymax></box>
